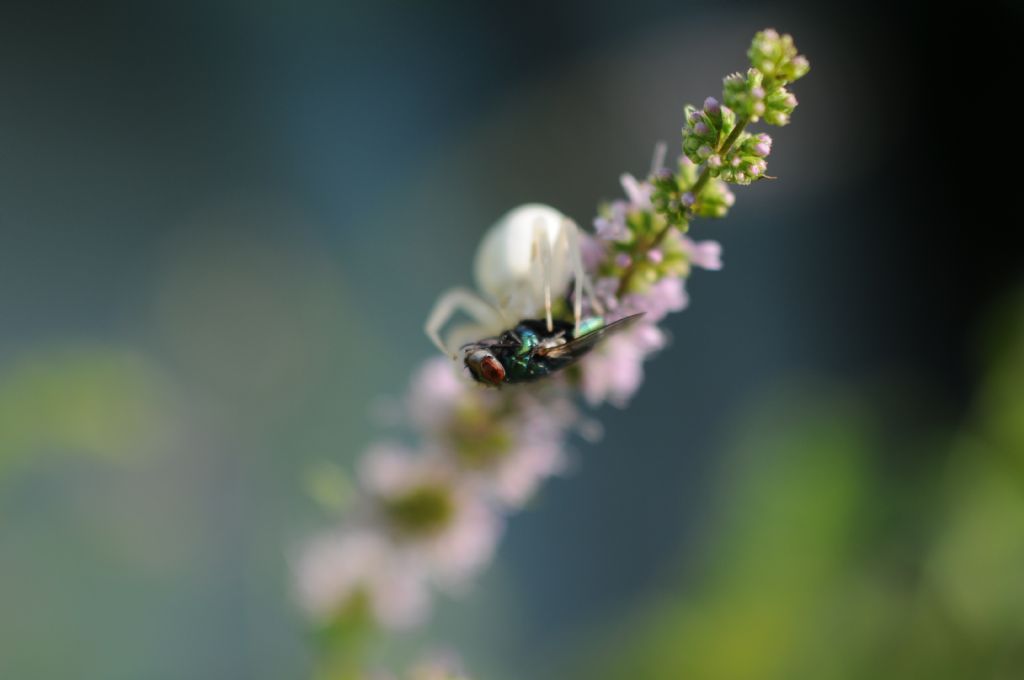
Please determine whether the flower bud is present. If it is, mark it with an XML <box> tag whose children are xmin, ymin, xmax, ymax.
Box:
<box><xmin>717</xmin><ymin>133</ymin><xmax>771</xmax><ymax>185</ymax></box>
<box><xmin>682</xmin><ymin>103</ymin><xmax>736</xmax><ymax>165</ymax></box>
<box><xmin>763</xmin><ymin>85</ymin><xmax>798</xmax><ymax>126</ymax></box>
<box><xmin>692</xmin><ymin>178</ymin><xmax>734</xmax><ymax>218</ymax></box>
<box><xmin>723</xmin><ymin>68</ymin><xmax>768</xmax><ymax>122</ymax></box>
<box><xmin>748</xmin><ymin>28</ymin><xmax>809</xmax><ymax>86</ymax></box>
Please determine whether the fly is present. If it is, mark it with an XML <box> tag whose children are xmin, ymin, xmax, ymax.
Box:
<box><xmin>462</xmin><ymin>313</ymin><xmax>643</xmax><ymax>386</ymax></box>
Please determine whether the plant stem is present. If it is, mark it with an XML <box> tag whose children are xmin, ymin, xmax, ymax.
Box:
<box><xmin>616</xmin><ymin>118</ymin><xmax>748</xmax><ymax>297</ymax></box>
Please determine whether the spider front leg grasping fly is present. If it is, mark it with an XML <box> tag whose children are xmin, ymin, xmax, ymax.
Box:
<box><xmin>424</xmin><ymin>204</ymin><xmax>625</xmax><ymax>386</ymax></box>
<box><xmin>424</xmin><ymin>204</ymin><xmax>600</xmax><ymax>359</ymax></box>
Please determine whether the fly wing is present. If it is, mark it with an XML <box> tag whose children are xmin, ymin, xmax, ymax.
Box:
<box><xmin>537</xmin><ymin>313</ymin><xmax>645</xmax><ymax>360</ymax></box>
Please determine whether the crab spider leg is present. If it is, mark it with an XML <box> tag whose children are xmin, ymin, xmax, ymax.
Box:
<box><xmin>424</xmin><ymin>287</ymin><xmax>504</xmax><ymax>357</ymax></box>
<box><xmin>446</xmin><ymin>322</ymin><xmax>499</xmax><ymax>354</ymax></box>
<box><xmin>533</xmin><ymin>218</ymin><xmax>555</xmax><ymax>332</ymax></box>
<box><xmin>552</xmin><ymin>221</ymin><xmax>578</xmax><ymax>333</ymax></box>
<box><xmin>561</xmin><ymin>217</ymin><xmax>603</xmax><ymax>333</ymax></box>
<box><xmin>580</xmin><ymin>267</ymin><xmax>603</xmax><ymax>317</ymax></box>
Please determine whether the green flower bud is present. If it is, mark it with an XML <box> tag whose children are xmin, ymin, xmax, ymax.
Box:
<box><xmin>748</xmin><ymin>29</ymin><xmax>810</xmax><ymax>87</ymax></box>
<box><xmin>693</xmin><ymin>178</ymin><xmax>736</xmax><ymax>218</ymax></box>
<box><xmin>723</xmin><ymin>68</ymin><xmax>768</xmax><ymax>122</ymax></box>
<box><xmin>716</xmin><ymin>133</ymin><xmax>771</xmax><ymax>185</ymax></box>
<box><xmin>763</xmin><ymin>85</ymin><xmax>798</xmax><ymax>126</ymax></box>
<box><xmin>682</xmin><ymin>103</ymin><xmax>737</xmax><ymax>165</ymax></box>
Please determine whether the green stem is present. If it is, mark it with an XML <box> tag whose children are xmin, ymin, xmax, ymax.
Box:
<box><xmin>616</xmin><ymin>117</ymin><xmax>748</xmax><ymax>297</ymax></box>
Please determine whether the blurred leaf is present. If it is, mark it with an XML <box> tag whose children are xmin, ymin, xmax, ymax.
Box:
<box><xmin>578</xmin><ymin>391</ymin><xmax>876</xmax><ymax>680</ymax></box>
<box><xmin>0</xmin><ymin>348</ymin><xmax>174</xmax><ymax>473</ymax></box>
<box><xmin>570</xmin><ymin>289</ymin><xmax>1024</xmax><ymax>680</ymax></box>
<box><xmin>926</xmin><ymin>446</ymin><xmax>1024</xmax><ymax>647</ymax></box>
<box><xmin>976</xmin><ymin>290</ymin><xmax>1024</xmax><ymax>480</ymax></box>
<box><xmin>305</xmin><ymin>459</ymin><xmax>359</xmax><ymax>516</ymax></box>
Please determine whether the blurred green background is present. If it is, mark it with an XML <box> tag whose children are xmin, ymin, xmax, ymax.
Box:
<box><xmin>1</xmin><ymin>2</ymin><xmax>1020</xmax><ymax>679</ymax></box>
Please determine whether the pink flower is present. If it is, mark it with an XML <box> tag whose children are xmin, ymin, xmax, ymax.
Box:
<box><xmin>620</xmin><ymin>276</ymin><xmax>689</xmax><ymax>323</ymax></box>
<box><xmin>580</xmin><ymin>322</ymin><xmax>667</xmax><ymax>407</ymax></box>
<box><xmin>593</xmin><ymin>202</ymin><xmax>629</xmax><ymax>242</ymax></box>
<box><xmin>682</xmin><ymin>237</ymin><xmax>723</xmax><ymax>271</ymax></box>
<box><xmin>579</xmin><ymin>232</ymin><xmax>607</xmax><ymax>272</ymax></box>
<box><xmin>405</xmin><ymin>360</ymin><xmax>576</xmax><ymax>510</ymax></box>
<box><xmin>485</xmin><ymin>440</ymin><xmax>564</xmax><ymax>507</ymax></box>
<box><xmin>593</xmin><ymin>174</ymin><xmax>654</xmax><ymax>243</ymax></box>
<box><xmin>619</xmin><ymin>173</ymin><xmax>653</xmax><ymax>210</ymax></box>
<box><xmin>360</xmin><ymin>445</ymin><xmax>503</xmax><ymax>587</ymax></box>
<box><xmin>478</xmin><ymin>395</ymin><xmax>574</xmax><ymax>507</ymax></box>
<box><xmin>424</xmin><ymin>489</ymin><xmax>502</xmax><ymax>589</ymax></box>
<box><xmin>593</xmin><ymin>277</ymin><xmax>620</xmax><ymax>313</ymax></box>
<box><xmin>359</xmin><ymin>442</ymin><xmax>439</xmax><ymax>496</ymax></box>
<box><xmin>407</xmin><ymin>357</ymin><xmax>467</xmax><ymax>432</ymax></box>
<box><xmin>293</xmin><ymin>529</ymin><xmax>430</xmax><ymax>630</ymax></box>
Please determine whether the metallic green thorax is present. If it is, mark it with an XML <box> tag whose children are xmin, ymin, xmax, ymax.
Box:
<box><xmin>497</xmin><ymin>317</ymin><xmax>605</xmax><ymax>383</ymax></box>
<box><xmin>462</xmin><ymin>313</ymin><xmax>643</xmax><ymax>387</ymax></box>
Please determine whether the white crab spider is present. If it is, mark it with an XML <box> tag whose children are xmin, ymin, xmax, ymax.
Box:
<box><xmin>425</xmin><ymin>203</ymin><xmax>602</xmax><ymax>359</ymax></box>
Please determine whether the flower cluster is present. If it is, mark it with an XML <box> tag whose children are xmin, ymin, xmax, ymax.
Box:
<box><xmin>678</xmin><ymin>28</ymin><xmax>808</xmax><ymax>190</ymax></box>
<box><xmin>294</xmin><ymin>364</ymin><xmax>577</xmax><ymax>631</ymax></box>
<box><xmin>294</xmin><ymin>28</ymin><xmax>807</xmax><ymax>679</ymax></box>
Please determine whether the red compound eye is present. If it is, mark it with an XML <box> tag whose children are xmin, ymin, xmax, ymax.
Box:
<box><xmin>479</xmin><ymin>356</ymin><xmax>505</xmax><ymax>385</ymax></box>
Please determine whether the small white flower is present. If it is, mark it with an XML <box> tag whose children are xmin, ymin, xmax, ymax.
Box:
<box><xmin>475</xmin><ymin>394</ymin><xmax>574</xmax><ymax>508</ymax></box>
<box><xmin>360</xmin><ymin>445</ymin><xmax>503</xmax><ymax>587</ymax></box>
<box><xmin>593</xmin><ymin>201</ymin><xmax>629</xmax><ymax>242</ymax></box>
<box><xmin>620</xmin><ymin>276</ymin><xmax>689</xmax><ymax>323</ymax></box>
<box><xmin>407</xmin><ymin>357</ymin><xmax>466</xmax><ymax>432</ymax></box>
<box><xmin>682</xmin><ymin>237</ymin><xmax>723</xmax><ymax>271</ymax></box>
<box><xmin>580</xmin><ymin>321</ymin><xmax>667</xmax><ymax>407</ymax></box>
<box><xmin>293</xmin><ymin>529</ymin><xmax>430</xmax><ymax>630</ymax></box>
<box><xmin>619</xmin><ymin>173</ymin><xmax>653</xmax><ymax>210</ymax></box>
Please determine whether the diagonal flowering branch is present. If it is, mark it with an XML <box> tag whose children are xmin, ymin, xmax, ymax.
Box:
<box><xmin>294</xmin><ymin>28</ymin><xmax>809</xmax><ymax>680</ymax></box>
